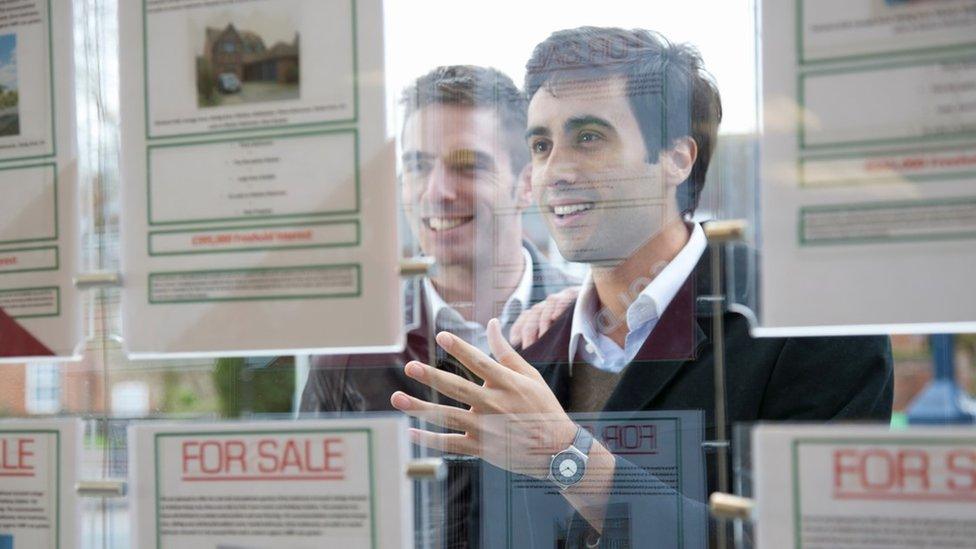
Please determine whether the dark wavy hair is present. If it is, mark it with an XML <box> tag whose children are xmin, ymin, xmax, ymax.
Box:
<box><xmin>525</xmin><ymin>27</ymin><xmax>722</xmax><ymax>215</ymax></box>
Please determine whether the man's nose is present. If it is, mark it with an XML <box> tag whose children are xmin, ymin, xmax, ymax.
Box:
<box><xmin>425</xmin><ymin>161</ymin><xmax>460</xmax><ymax>202</ymax></box>
<box><xmin>539</xmin><ymin>144</ymin><xmax>578</xmax><ymax>188</ymax></box>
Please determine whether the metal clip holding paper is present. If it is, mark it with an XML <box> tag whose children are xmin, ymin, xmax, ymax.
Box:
<box><xmin>709</xmin><ymin>492</ymin><xmax>755</xmax><ymax>521</ymax></box>
<box><xmin>73</xmin><ymin>271</ymin><xmax>123</xmax><ymax>290</ymax></box>
<box><xmin>76</xmin><ymin>479</ymin><xmax>127</xmax><ymax>498</ymax></box>
<box><xmin>399</xmin><ymin>257</ymin><xmax>436</xmax><ymax>278</ymax></box>
<box><xmin>405</xmin><ymin>458</ymin><xmax>447</xmax><ymax>481</ymax></box>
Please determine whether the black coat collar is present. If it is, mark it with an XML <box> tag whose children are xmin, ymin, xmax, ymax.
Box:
<box><xmin>519</xmin><ymin>252</ymin><xmax>720</xmax><ymax>413</ymax></box>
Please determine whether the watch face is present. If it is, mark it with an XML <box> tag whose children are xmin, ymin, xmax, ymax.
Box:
<box><xmin>551</xmin><ymin>451</ymin><xmax>586</xmax><ymax>486</ymax></box>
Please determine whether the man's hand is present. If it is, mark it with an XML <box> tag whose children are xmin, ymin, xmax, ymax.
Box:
<box><xmin>389</xmin><ymin>318</ymin><xmax>578</xmax><ymax>477</ymax></box>
<box><xmin>509</xmin><ymin>286</ymin><xmax>581</xmax><ymax>349</ymax></box>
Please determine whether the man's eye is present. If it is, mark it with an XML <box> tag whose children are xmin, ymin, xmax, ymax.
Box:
<box><xmin>531</xmin><ymin>140</ymin><xmax>551</xmax><ymax>154</ymax></box>
<box><xmin>462</xmin><ymin>159</ymin><xmax>492</xmax><ymax>173</ymax></box>
<box><xmin>404</xmin><ymin>161</ymin><xmax>431</xmax><ymax>174</ymax></box>
<box><xmin>578</xmin><ymin>131</ymin><xmax>603</xmax><ymax>144</ymax></box>
<box><xmin>454</xmin><ymin>164</ymin><xmax>478</xmax><ymax>175</ymax></box>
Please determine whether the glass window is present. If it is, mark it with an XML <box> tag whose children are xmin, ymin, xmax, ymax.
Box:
<box><xmin>111</xmin><ymin>381</ymin><xmax>149</xmax><ymax>417</ymax></box>
<box><xmin>25</xmin><ymin>363</ymin><xmax>61</xmax><ymax>415</ymax></box>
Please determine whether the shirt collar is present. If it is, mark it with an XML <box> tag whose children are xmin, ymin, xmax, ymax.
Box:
<box><xmin>568</xmin><ymin>270</ymin><xmax>603</xmax><ymax>365</ymax></box>
<box><xmin>424</xmin><ymin>246</ymin><xmax>533</xmax><ymax>331</ymax></box>
<box><xmin>568</xmin><ymin>222</ymin><xmax>707</xmax><ymax>372</ymax></box>
<box><xmin>627</xmin><ymin>222</ymin><xmax>706</xmax><ymax>328</ymax></box>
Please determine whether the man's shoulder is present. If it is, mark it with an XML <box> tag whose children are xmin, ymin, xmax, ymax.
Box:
<box><xmin>754</xmin><ymin>332</ymin><xmax>893</xmax><ymax>421</ymax></box>
<box><xmin>779</xmin><ymin>332</ymin><xmax>893</xmax><ymax>366</ymax></box>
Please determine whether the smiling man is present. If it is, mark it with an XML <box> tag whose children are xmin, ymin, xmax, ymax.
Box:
<box><xmin>302</xmin><ymin>65</ymin><xmax>576</xmax><ymax>412</ymax></box>
<box><xmin>399</xmin><ymin>66</ymin><xmax>559</xmax><ymax>341</ymax></box>
<box><xmin>300</xmin><ymin>65</ymin><xmax>576</xmax><ymax>548</ymax></box>
<box><xmin>390</xmin><ymin>28</ymin><xmax>893</xmax><ymax>547</ymax></box>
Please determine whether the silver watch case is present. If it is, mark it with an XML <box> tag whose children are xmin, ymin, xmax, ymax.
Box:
<box><xmin>548</xmin><ymin>445</ymin><xmax>589</xmax><ymax>489</ymax></box>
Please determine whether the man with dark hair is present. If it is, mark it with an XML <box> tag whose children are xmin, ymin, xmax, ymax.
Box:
<box><xmin>301</xmin><ymin>65</ymin><xmax>576</xmax><ymax>547</ymax></box>
<box><xmin>524</xmin><ymin>27</ymin><xmax>721</xmax><ymax>220</ymax></box>
<box><xmin>391</xmin><ymin>28</ymin><xmax>892</xmax><ymax>547</ymax></box>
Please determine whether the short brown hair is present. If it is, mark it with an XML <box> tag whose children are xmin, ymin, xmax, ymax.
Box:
<box><xmin>401</xmin><ymin>65</ymin><xmax>529</xmax><ymax>175</ymax></box>
<box><xmin>525</xmin><ymin>27</ymin><xmax>722</xmax><ymax>215</ymax></box>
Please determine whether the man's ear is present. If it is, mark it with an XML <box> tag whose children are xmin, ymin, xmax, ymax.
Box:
<box><xmin>515</xmin><ymin>163</ymin><xmax>533</xmax><ymax>210</ymax></box>
<box><xmin>661</xmin><ymin>137</ymin><xmax>698</xmax><ymax>189</ymax></box>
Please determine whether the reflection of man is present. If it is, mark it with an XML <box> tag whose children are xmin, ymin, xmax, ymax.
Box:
<box><xmin>300</xmin><ymin>65</ymin><xmax>576</xmax><ymax>547</ymax></box>
<box><xmin>391</xmin><ymin>28</ymin><xmax>893</xmax><ymax>546</ymax></box>
<box><xmin>302</xmin><ymin>64</ymin><xmax>575</xmax><ymax>410</ymax></box>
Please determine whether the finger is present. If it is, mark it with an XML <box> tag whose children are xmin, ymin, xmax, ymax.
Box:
<box><xmin>510</xmin><ymin>307</ymin><xmax>538</xmax><ymax>347</ymax></box>
<box><xmin>408</xmin><ymin>428</ymin><xmax>478</xmax><ymax>456</ymax></box>
<box><xmin>435</xmin><ymin>331</ymin><xmax>511</xmax><ymax>384</ymax></box>
<box><xmin>538</xmin><ymin>291</ymin><xmax>572</xmax><ymax>334</ymax></box>
<box><xmin>551</xmin><ymin>288</ymin><xmax>579</xmax><ymax>320</ymax></box>
<box><xmin>518</xmin><ymin>306</ymin><xmax>543</xmax><ymax>347</ymax></box>
<box><xmin>509</xmin><ymin>315</ymin><xmax>524</xmax><ymax>347</ymax></box>
<box><xmin>486</xmin><ymin>318</ymin><xmax>537</xmax><ymax>377</ymax></box>
<box><xmin>538</xmin><ymin>304</ymin><xmax>555</xmax><ymax>337</ymax></box>
<box><xmin>404</xmin><ymin>361</ymin><xmax>483</xmax><ymax>406</ymax></box>
<box><xmin>390</xmin><ymin>391</ymin><xmax>476</xmax><ymax>432</ymax></box>
<box><xmin>522</xmin><ymin>318</ymin><xmax>539</xmax><ymax>348</ymax></box>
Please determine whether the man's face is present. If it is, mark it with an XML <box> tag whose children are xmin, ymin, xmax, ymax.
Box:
<box><xmin>401</xmin><ymin>104</ymin><xmax>524</xmax><ymax>267</ymax></box>
<box><xmin>526</xmin><ymin>76</ymin><xmax>670</xmax><ymax>264</ymax></box>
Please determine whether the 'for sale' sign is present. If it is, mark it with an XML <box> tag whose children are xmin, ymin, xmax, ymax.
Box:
<box><xmin>754</xmin><ymin>426</ymin><xmax>976</xmax><ymax>549</ymax></box>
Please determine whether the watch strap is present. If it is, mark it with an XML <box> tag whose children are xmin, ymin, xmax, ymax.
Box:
<box><xmin>571</xmin><ymin>426</ymin><xmax>593</xmax><ymax>457</ymax></box>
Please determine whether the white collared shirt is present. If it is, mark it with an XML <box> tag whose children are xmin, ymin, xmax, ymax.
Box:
<box><xmin>568</xmin><ymin>223</ymin><xmax>707</xmax><ymax>373</ymax></box>
<box><xmin>424</xmin><ymin>247</ymin><xmax>534</xmax><ymax>356</ymax></box>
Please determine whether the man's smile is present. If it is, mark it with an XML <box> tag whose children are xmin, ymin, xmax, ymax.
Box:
<box><xmin>423</xmin><ymin>215</ymin><xmax>474</xmax><ymax>232</ymax></box>
<box><xmin>551</xmin><ymin>202</ymin><xmax>594</xmax><ymax>218</ymax></box>
<box><xmin>545</xmin><ymin>195</ymin><xmax>600</xmax><ymax>227</ymax></box>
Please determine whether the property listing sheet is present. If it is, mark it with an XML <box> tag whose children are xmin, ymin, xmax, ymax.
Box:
<box><xmin>119</xmin><ymin>0</ymin><xmax>401</xmax><ymax>356</ymax></box>
<box><xmin>480</xmin><ymin>411</ymin><xmax>707</xmax><ymax>549</ymax></box>
<box><xmin>0</xmin><ymin>0</ymin><xmax>81</xmax><ymax>361</ymax></box>
<box><xmin>0</xmin><ymin>418</ymin><xmax>80</xmax><ymax>549</ymax></box>
<box><xmin>754</xmin><ymin>425</ymin><xmax>976</xmax><ymax>549</ymax></box>
<box><xmin>128</xmin><ymin>417</ymin><xmax>412</xmax><ymax>549</ymax></box>
<box><xmin>758</xmin><ymin>0</ymin><xmax>976</xmax><ymax>334</ymax></box>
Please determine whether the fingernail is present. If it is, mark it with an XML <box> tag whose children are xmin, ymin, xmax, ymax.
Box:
<box><xmin>391</xmin><ymin>392</ymin><xmax>411</xmax><ymax>410</ymax></box>
<box><xmin>407</xmin><ymin>428</ymin><xmax>421</xmax><ymax>442</ymax></box>
<box><xmin>435</xmin><ymin>332</ymin><xmax>453</xmax><ymax>350</ymax></box>
<box><xmin>405</xmin><ymin>362</ymin><xmax>424</xmax><ymax>379</ymax></box>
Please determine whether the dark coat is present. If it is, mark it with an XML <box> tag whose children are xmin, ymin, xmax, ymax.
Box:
<box><xmin>301</xmin><ymin>243</ymin><xmax>894</xmax><ymax>548</ymax></box>
<box><xmin>522</xmin><ymin>248</ymin><xmax>893</xmax><ymax>439</ymax></box>
<box><xmin>511</xmin><ymin>248</ymin><xmax>893</xmax><ymax>548</ymax></box>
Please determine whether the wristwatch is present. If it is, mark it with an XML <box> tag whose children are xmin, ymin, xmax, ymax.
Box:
<box><xmin>548</xmin><ymin>426</ymin><xmax>593</xmax><ymax>489</ymax></box>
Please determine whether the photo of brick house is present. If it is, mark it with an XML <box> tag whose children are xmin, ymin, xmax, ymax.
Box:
<box><xmin>196</xmin><ymin>21</ymin><xmax>300</xmax><ymax>108</ymax></box>
<box><xmin>203</xmin><ymin>23</ymin><xmax>299</xmax><ymax>84</ymax></box>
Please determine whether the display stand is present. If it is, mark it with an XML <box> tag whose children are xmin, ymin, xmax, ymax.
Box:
<box><xmin>400</xmin><ymin>256</ymin><xmax>448</xmax><ymax>549</ymax></box>
<box><xmin>702</xmin><ymin>219</ymin><xmax>749</xmax><ymax>549</ymax></box>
